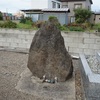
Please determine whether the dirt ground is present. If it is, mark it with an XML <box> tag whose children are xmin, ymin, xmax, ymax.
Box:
<box><xmin>0</xmin><ymin>51</ymin><xmax>83</xmax><ymax>100</ymax></box>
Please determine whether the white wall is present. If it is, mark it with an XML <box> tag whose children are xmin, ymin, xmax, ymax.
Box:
<box><xmin>85</xmin><ymin>0</ymin><xmax>91</xmax><ymax>10</ymax></box>
<box><xmin>48</xmin><ymin>0</ymin><xmax>61</xmax><ymax>8</ymax></box>
<box><xmin>31</xmin><ymin>0</ymin><xmax>48</xmax><ymax>9</ymax></box>
<box><xmin>95</xmin><ymin>15</ymin><xmax>100</xmax><ymax>24</ymax></box>
<box><xmin>42</xmin><ymin>13</ymin><xmax>68</xmax><ymax>25</ymax></box>
<box><xmin>31</xmin><ymin>0</ymin><xmax>61</xmax><ymax>9</ymax></box>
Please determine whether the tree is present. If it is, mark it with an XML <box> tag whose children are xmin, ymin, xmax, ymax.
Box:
<box><xmin>0</xmin><ymin>12</ymin><xmax>3</xmax><ymax>20</ymax></box>
<box><xmin>74</xmin><ymin>8</ymin><xmax>92</xmax><ymax>23</ymax></box>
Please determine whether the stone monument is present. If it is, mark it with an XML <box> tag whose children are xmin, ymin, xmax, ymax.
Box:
<box><xmin>27</xmin><ymin>20</ymin><xmax>73</xmax><ymax>82</ymax></box>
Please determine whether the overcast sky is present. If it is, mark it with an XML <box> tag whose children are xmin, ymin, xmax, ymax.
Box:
<box><xmin>0</xmin><ymin>0</ymin><xmax>31</xmax><ymax>13</ymax></box>
<box><xmin>0</xmin><ymin>0</ymin><xmax>100</xmax><ymax>13</ymax></box>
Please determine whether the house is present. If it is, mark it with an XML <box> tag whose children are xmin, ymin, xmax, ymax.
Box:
<box><xmin>86</xmin><ymin>11</ymin><xmax>100</xmax><ymax>24</ymax></box>
<box><xmin>22</xmin><ymin>0</ymin><xmax>70</xmax><ymax>25</ymax></box>
<box><xmin>22</xmin><ymin>0</ymin><xmax>64</xmax><ymax>23</ymax></box>
<box><xmin>94</xmin><ymin>12</ymin><xmax>100</xmax><ymax>24</ymax></box>
<box><xmin>61</xmin><ymin>0</ymin><xmax>93</xmax><ymax>23</ymax></box>
<box><xmin>21</xmin><ymin>0</ymin><xmax>93</xmax><ymax>24</ymax></box>
<box><xmin>42</xmin><ymin>8</ymin><xmax>69</xmax><ymax>25</ymax></box>
<box><xmin>14</xmin><ymin>11</ymin><xmax>24</xmax><ymax>20</ymax></box>
<box><xmin>2</xmin><ymin>12</ymin><xmax>18</xmax><ymax>20</ymax></box>
<box><xmin>21</xmin><ymin>8</ymin><xmax>70</xmax><ymax>25</ymax></box>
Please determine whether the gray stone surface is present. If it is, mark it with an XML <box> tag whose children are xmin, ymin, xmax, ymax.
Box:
<box><xmin>0</xmin><ymin>51</ymin><xmax>76</xmax><ymax>100</ymax></box>
<box><xmin>27</xmin><ymin>20</ymin><xmax>73</xmax><ymax>82</ymax></box>
<box><xmin>86</xmin><ymin>55</ymin><xmax>100</xmax><ymax>74</ymax></box>
<box><xmin>16</xmin><ymin>68</ymin><xmax>75</xmax><ymax>100</ymax></box>
<box><xmin>79</xmin><ymin>54</ymin><xmax>100</xmax><ymax>100</ymax></box>
<box><xmin>97</xmin><ymin>52</ymin><xmax>100</xmax><ymax>63</ymax></box>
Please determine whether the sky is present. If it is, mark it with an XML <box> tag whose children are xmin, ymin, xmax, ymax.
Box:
<box><xmin>0</xmin><ymin>0</ymin><xmax>31</xmax><ymax>13</ymax></box>
<box><xmin>0</xmin><ymin>0</ymin><xmax>100</xmax><ymax>14</ymax></box>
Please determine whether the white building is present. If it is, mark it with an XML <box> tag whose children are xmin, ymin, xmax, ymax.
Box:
<box><xmin>31</xmin><ymin>0</ymin><xmax>61</xmax><ymax>9</ymax></box>
<box><xmin>24</xmin><ymin>0</ymin><xmax>62</xmax><ymax>22</ymax></box>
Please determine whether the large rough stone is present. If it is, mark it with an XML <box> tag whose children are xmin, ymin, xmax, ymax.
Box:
<box><xmin>27</xmin><ymin>21</ymin><xmax>73</xmax><ymax>82</ymax></box>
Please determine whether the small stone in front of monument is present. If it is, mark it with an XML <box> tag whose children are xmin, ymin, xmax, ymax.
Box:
<box><xmin>42</xmin><ymin>75</ymin><xmax>56</xmax><ymax>84</ymax></box>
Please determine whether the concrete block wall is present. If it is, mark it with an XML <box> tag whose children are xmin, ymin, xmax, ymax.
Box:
<box><xmin>0</xmin><ymin>28</ymin><xmax>100</xmax><ymax>55</ymax></box>
<box><xmin>62</xmin><ymin>32</ymin><xmax>100</xmax><ymax>55</ymax></box>
<box><xmin>0</xmin><ymin>28</ymin><xmax>35</xmax><ymax>50</ymax></box>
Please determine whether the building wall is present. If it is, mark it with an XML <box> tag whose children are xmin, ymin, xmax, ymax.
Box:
<box><xmin>42</xmin><ymin>12</ymin><xmax>68</xmax><ymax>25</ymax></box>
<box><xmin>0</xmin><ymin>29</ymin><xmax>100</xmax><ymax>55</ymax></box>
<box><xmin>26</xmin><ymin>0</ymin><xmax>93</xmax><ymax>24</ymax></box>
<box><xmin>48</xmin><ymin>0</ymin><xmax>61</xmax><ymax>8</ymax></box>
<box><xmin>94</xmin><ymin>14</ymin><xmax>100</xmax><ymax>24</ymax></box>
<box><xmin>26</xmin><ymin>13</ymin><xmax>40</xmax><ymax>22</ymax></box>
<box><xmin>90</xmin><ymin>13</ymin><xmax>95</xmax><ymax>24</ymax></box>
<box><xmin>61</xmin><ymin>2</ymin><xmax>68</xmax><ymax>8</ymax></box>
<box><xmin>61</xmin><ymin>0</ymin><xmax>91</xmax><ymax>23</ymax></box>
<box><xmin>31</xmin><ymin>0</ymin><xmax>61</xmax><ymax>9</ymax></box>
<box><xmin>31</xmin><ymin>0</ymin><xmax>48</xmax><ymax>9</ymax></box>
<box><xmin>2</xmin><ymin>12</ymin><xmax>18</xmax><ymax>21</ymax></box>
<box><xmin>85</xmin><ymin>0</ymin><xmax>91</xmax><ymax>10</ymax></box>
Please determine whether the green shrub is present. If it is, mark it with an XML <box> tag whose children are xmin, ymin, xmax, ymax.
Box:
<box><xmin>68</xmin><ymin>23</ymin><xmax>86</xmax><ymax>29</ymax></box>
<box><xmin>0</xmin><ymin>23</ymin><xmax>3</xmax><ymax>27</ymax></box>
<box><xmin>17</xmin><ymin>23</ymin><xmax>38</xmax><ymax>30</ymax></box>
<box><xmin>17</xmin><ymin>23</ymin><xmax>32</xmax><ymax>29</ymax></box>
<box><xmin>59</xmin><ymin>25</ymin><xmax>69</xmax><ymax>31</ymax></box>
<box><xmin>49</xmin><ymin>16</ymin><xmax>58</xmax><ymax>21</ymax></box>
<box><xmin>48</xmin><ymin>16</ymin><xmax>59</xmax><ymax>24</ymax></box>
<box><xmin>0</xmin><ymin>20</ymin><xmax>17</xmax><ymax>28</ymax></box>
<box><xmin>68</xmin><ymin>26</ymin><xmax>84</xmax><ymax>32</ymax></box>
<box><xmin>48</xmin><ymin>16</ymin><xmax>61</xmax><ymax>29</ymax></box>
<box><xmin>82</xmin><ymin>22</ymin><xmax>94</xmax><ymax>29</ymax></box>
<box><xmin>20</xmin><ymin>18</ymin><xmax>26</xmax><ymax>24</ymax></box>
<box><xmin>74</xmin><ymin>8</ymin><xmax>92</xmax><ymax>23</ymax></box>
<box><xmin>25</xmin><ymin>20</ymin><xmax>33</xmax><ymax>25</ymax></box>
<box><xmin>98</xmin><ymin>28</ymin><xmax>100</xmax><ymax>32</ymax></box>
<box><xmin>3</xmin><ymin>20</ymin><xmax>17</xmax><ymax>28</ymax></box>
<box><xmin>20</xmin><ymin>17</ymin><xmax>33</xmax><ymax>25</ymax></box>
<box><xmin>0</xmin><ymin>12</ymin><xmax>3</xmax><ymax>20</ymax></box>
<box><xmin>93</xmin><ymin>23</ymin><xmax>100</xmax><ymax>30</ymax></box>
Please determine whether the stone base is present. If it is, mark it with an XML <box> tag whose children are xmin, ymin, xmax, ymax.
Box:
<box><xmin>79</xmin><ymin>54</ymin><xmax>100</xmax><ymax>100</ymax></box>
<box><xmin>15</xmin><ymin>68</ymin><xmax>75</xmax><ymax>100</ymax></box>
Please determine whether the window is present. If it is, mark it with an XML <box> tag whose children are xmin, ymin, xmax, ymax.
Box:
<box><xmin>70</xmin><ymin>16</ymin><xmax>75</xmax><ymax>23</ymax></box>
<box><xmin>57</xmin><ymin>3</ymin><xmax>60</xmax><ymax>8</ymax></box>
<box><xmin>52</xmin><ymin>1</ymin><xmax>56</xmax><ymax>8</ymax></box>
<box><xmin>74</xmin><ymin>4</ymin><xmax>82</xmax><ymax>9</ymax></box>
<box><xmin>62</xmin><ymin>5</ymin><xmax>68</xmax><ymax>8</ymax></box>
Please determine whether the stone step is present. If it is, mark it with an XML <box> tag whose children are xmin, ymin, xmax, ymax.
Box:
<box><xmin>80</xmin><ymin>53</ymin><xmax>100</xmax><ymax>83</ymax></box>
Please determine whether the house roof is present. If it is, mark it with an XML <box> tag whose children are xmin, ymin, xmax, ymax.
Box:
<box><xmin>21</xmin><ymin>8</ymin><xmax>70</xmax><ymax>13</ymax></box>
<box><xmin>21</xmin><ymin>9</ymin><xmax>42</xmax><ymax>12</ymax></box>
<box><xmin>95</xmin><ymin>12</ymin><xmax>100</xmax><ymax>15</ymax></box>
<box><xmin>42</xmin><ymin>8</ymin><xmax>70</xmax><ymax>12</ymax></box>
<box><xmin>60</xmin><ymin>0</ymin><xmax>93</xmax><ymax>4</ymax></box>
<box><xmin>21</xmin><ymin>9</ymin><xmax>42</xmax><ymax>14</ymax></box>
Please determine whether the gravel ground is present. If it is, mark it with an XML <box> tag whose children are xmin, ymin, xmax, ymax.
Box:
<box><xmin>74</xmin><ymin>59</ymin><xmax>84</xmax><ymax>100</ymax></box>
<box><xmin>86</xmin><ymin>55</ymin><xmax>100</xmax><ymax>74</ymax></box>
<box><xmin>0</xmin><ymin>51</ymin><xmax>83</xmax><ymax>100</ymax></box>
